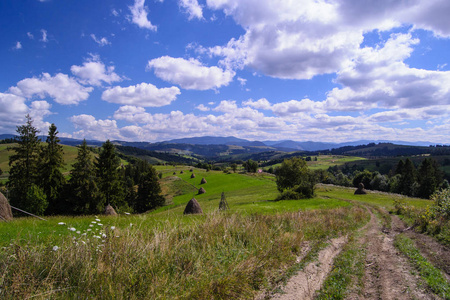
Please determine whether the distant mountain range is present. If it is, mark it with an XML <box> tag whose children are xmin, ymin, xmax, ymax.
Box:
<box><xmin>0</xmin><ymin>134</ymin><xmax>440</xmax><ymax>152</ymax></box>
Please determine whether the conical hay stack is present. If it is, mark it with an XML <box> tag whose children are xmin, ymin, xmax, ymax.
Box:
<box><xmin>200</xmin><ymin>177</ymin><xmax>207</xmax><ymax>184</ymax></box>
<box><xmin>191</xmin><ymin>173</ymin><xmax>196</xmax><ymax>178</ymax></box>
<box><xmin>180</xmin><ymin>171</ymin><xmax>184</xmax><ymax>174</ymax></box>
<box><xmin>198</xmin><ymin>187</ymin><xmax>206</xmax><ymax>194</ymax></box>
<box><xmin>173</xmin><ymin>172</ymin><xmax>176</xmax><ymax>175</ymax></box>
<box><xmin>0</xmin><ymin>192</ymin><xmax>13</xmax><ymax>221</ymax></box>
<box><xmin>354</xmin><ymin>183</ymin><xmax>367</xmax><ymax>195</ymax></box>
<box><xmin>190</xmin><ymin>168</ymin><xmax>193</xmax><ymax>172</ymax></box>
<box><xmin>104</xmin><ymin>204</ymin><xmax>118</xmax><ymax>216</ymax></box>
<box><xmin>183</xmin><ymin>198</ymin><xmax>203</xmax><ymax>215</ymax></box>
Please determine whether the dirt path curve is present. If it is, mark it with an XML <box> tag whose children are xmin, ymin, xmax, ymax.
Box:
<box><xmin>348</xmin><ymin>206</ymin><xmax>440</xmax><ymax>300</ymax></box>
<box><xmin>270</xmin><ymin>236</ymin><xmax>348</xmax><ymax>300</ymax></box>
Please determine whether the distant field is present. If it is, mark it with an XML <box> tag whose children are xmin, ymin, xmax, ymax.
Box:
<box><xmin>267</xmin><ymin>155</ymin><xmax>366</xmax><ymax>170</ymax></box>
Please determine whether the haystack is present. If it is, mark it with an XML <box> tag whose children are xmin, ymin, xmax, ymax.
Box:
<box><xmin>354</xmin><ymin>183</ymin><xmax>367</xmax><ymax>195</ymax></box>
<box><xmin>200</xmin><ymin>177</ymin><xmax>207</xmax><ymax>184</ymax></box>
<box><xmin>198</xmin><ymin>187</ymin><xmax>206</xmax><ymax>194</ymax></box>
<box><xmin>173</xmin><ymin>172</ymin><xmax>176</xmax><ymax>175</ymax></box>
<box><xmin>180</xmin><ymin>171</ymin><xmax>184</xmax><ymax>174</ymax></box>
<box><xmin>104</xmin><ymin>204</ymin><xmax>118</xmax><ymax>216</ymax></box>
<box><xmin>0</xmin><ymin>192</ymin><xmax>13</xmax><ymax>221</ymax></box>
<box><xmin>190</xmin><ymin>168</ymin><xmax>193</xmax><ymax>172</ymax></box>
<box><xmin>183</xmin><ymin>198</ymin><xmax>203</xmax><ymax>215</ymax></box>
<box><xmin>191</xmin><ymin>173</ymin><xmax>196</xmax><ymax>179</ymax></box>
<box><xmin>219</xmin><ymin>192</ymin><xmax>229</xmax><ymax>211</ymax></box>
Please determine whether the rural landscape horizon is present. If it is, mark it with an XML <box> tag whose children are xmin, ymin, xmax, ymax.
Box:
<box><xmin>2</xmin><ymin>0</ymin><xmax>450</xmax><ymax>299</ymax></box>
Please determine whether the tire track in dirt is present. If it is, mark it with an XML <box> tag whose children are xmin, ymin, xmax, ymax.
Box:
<box><xmin>270</xmin><ymin>235</ymin><xmax>348</xmax><ymax>300</ymax></box>
<box><xmin>348</xmin><ymin>206</ymin><xmax>440</xmax><ymax>300</ymax></box>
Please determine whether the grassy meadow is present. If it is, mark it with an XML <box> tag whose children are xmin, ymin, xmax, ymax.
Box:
<box><xmin>1</xmin><ymin>165</ymin><xmax>439</xmax><ymax>299</ymax></box>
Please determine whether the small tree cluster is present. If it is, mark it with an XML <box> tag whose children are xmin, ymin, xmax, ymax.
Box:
<box><xmin>276</xmin><ymin>157</ymin><xmax>315</xmax><ymax>200</ymax></box>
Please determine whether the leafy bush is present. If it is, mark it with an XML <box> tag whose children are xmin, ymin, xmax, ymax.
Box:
<box><xmin>431</xmin><ymin>188</ymin><xmax>450</xmax><ymax>221</ymax></box>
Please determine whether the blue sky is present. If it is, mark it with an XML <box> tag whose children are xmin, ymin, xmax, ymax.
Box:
<box><xmin>1</xmin><ymin>0</ymin><xmax>450</xmax><ymax>143</ymax></box>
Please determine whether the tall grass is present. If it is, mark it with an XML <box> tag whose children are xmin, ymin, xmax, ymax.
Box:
<box><xmin>0</xmin><ymin>206</ymin><xmax>367</xmax><ymax>299</ymax></box>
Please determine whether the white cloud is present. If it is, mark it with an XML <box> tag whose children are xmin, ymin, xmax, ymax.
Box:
<box><xmin>70</xmin><ymin>114</ymin><xmax>122</xmax><ymax>141</ymax></box>
<box><xmin>40</xmin><ymin>29</ymin><xmax>48</xmax><ymax>42</ymax></box>
<box><xmin>111</xmin><ymin>9</ymin><xmax>119</xmax><ymax>17</ymax></box>
<box><xmin>147</xmin><ymin>56</ymin><xmax>235</xmax><ymax>90</ymax></box>
<box><xmin>0</xmin><ymin>93</ymin><xmax>29</xmax><ymax>133</ymax></box>
<box><xmin>129</xmin><ymin>0</ymin><xmax>157</xmax><ymax>31</ymax></box>
<box><xmin>29</xmin><ymin>101</ymin><xmax>52</xmax><ymax>132</ymax></box>
<box><xmin>196</xmin><ymin>104</ymin><xmax>210</xmax><ymax>111</ymax></box>
<box><xmin>237</xmin><ymin>77</ymin><xmax>246</xmax><ymax>86</ymax></box>
<box><xmin>90</xmin><ymin>34</ymin><xmax>111</xmax><ymax>46</ymax></box>
<box><xmin>14</xmin><ymin>41</ymin><xmax>22</xmax><ymax>50</ymax></box>
<box><xmin>325</xmin><ymin>33</ymin><xmax>450</xmax><ymax>111</ymax></box>
<box><xmin>27</xmin><ymin>32</ymin><xmax>34</xmax><ymax>39</ymax></box>
<box><xmin>178</xmin><ymin>0</ymin><xmax>203</xmax><ymax>20</ymax></box>
<box><xmin>9</xmin><ymin>73</ymin><xmax>93</xmax><ymax>105</ymax></box>
<box><xmin>243</xmin><ymin>98</ymin><xmax>271</xmax><ymax>110</ymax></box>
<box><xmin>71</xmin><ymin>56</ymin><xmax>122</xmax><ymax>86</ymax></box>
<box><xmin>102</xmin><ymin>82</ymin><xmax>180</xmax><ymax>107</ymax></box>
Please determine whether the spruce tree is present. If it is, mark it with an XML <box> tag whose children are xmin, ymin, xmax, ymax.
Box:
<box><xmin>8</xmin><ymin>115</ymin><xmax>47</xmax><ymax>214</ymax></box>
<box><xmin>417</xmin><ymin>158</ymin><xmax>443</xmax><ymax>199</ymax></box>
<box><xmin>39</xmin><ymin>123</ymin><xmax>66</xmax><ymax>214</ymax></box>
<box><xmin>95</xmin><ymin>140</ymin><xmax>125</xmax><ymax>210</ymax></box>
<box><xmin>136</xmin><ymin>166</ymin><xmax>165</xmax><ymax>213</ymax></box>
<box><xmin>69</xmin><ymin>140</ymin><xmax>99</xmax><ymax>214</ymax></box>
<box><xmin>398</xmin><ymin>158</ymin><xmax>417</xmax><ymax>196</ymax></box>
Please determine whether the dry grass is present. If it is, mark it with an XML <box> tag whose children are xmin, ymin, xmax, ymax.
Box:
<box><xmin>0</xmin><ymin>206</ymin><xmax>367</xmax><ymax>299</ymax></box>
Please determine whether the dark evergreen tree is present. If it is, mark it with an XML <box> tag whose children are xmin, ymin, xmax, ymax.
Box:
<box><xmin>417</xmin><ymin>158</ymin><xmax>443</xmax><ymax>199</ymax></box>
<box><xmin>243</xmin><ymin>159</ymin><xmax>258</xmax><ymax>173</ymax></box>
<box><xmin>7</xmin><ymin>115</ymin><xmax>47</xmax><ymax>214</ymax></box>
<box><xmin>95</xmin><ymin>140</ymin><xmax>125</xmax><ymax>210</ymax></box>
<box><xmin>69</xmin><ymin>140</ymin><xmax>99</xmax><ymax>214</ymax></box>
<box><xmin>39</xmin><ymin>123</ymin><xmax>66</xmax><ymax>214</ymax></box>
<box><xmin>136</xmin><ymin>166</ymin><xmax>165</xmax><ymax>212</ymax></box>
<box><xmin>398</xmin><ymin>158</ymin><xmax>417</xmax><ymax>196</ymax></box>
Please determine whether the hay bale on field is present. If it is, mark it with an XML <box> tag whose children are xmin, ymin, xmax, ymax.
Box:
<box><xmin>183</xmin><ymin>198</ymin><xmax>203</xmax><ymax>215</ymax></box>
<box><xmin>190</xmin><ymin>168</ymin><xmax>193</xmax><ymax>172</ymax></box>
<box><xmin>200</xmin><ymin>177</ymin><xmax>207</xmax><ymax>184</ymax></box>
<box><xmin>180</xmin><ymin>171</ymin><xmax>184</xmax><ymax>174</ymax></box>
<box><xmin>104</xmin><ymin>204</ymin><xmax>118</xmax><ymax>216</ymax></box>
<box><xmin>191</xmin><ymin>173</ymin><xmax>196</xmax><ymax>178</ymax></box>
<box><xmin>198</xmin><ymin>187</ymin><xmax>206</xmax><ymax>194</ymax></box>
<box><xmin>0</xmin><ymin>192</ymin><xmax>13</xmax><ymax>221</ymax></box>
<box><xmin>354</xmin><ymin>183</ymin><xmax>367</xmax><ymax>195</ymax></box>
<box><xmin>173</xmin><ymin>172</ymin><xmax>176</xmax><ymax>175</ymax></box>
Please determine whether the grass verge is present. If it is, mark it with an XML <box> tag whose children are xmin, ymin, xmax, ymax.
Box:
<box><xmin>394</xmin><ymin>234</ymin><xmax>450</xmax><ymax>299</ymax></box>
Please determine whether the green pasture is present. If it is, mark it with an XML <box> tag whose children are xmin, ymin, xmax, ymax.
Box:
<box><xmin>268</xmin><ymin>155</ymin><xmax>366</xmax><ymax>171</ymax></box>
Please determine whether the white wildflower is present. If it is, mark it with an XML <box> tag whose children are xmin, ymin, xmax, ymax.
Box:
<box><xmin>89</xmin><ymin>224</ymin><xmax>93</xmax><ymax>227</ymax></box>
<box><xmin>68</xmin><ymin>227</ymin><xmax>76</xmax><ymax>232</ymax></box>
<box><xmin>87</xmin><ymin>229</ymin><xmax>92</xmax><ymax>232</ymax></box>
<box><xmin>95</xmin><ymin>218</ymin><xmax>101</xmax><ymax>222</ymax></box>
<box><xmin>58</xmin><ymin>222</ymin><xmax>66</xmax><ymax>225</ymax></box>
<box><xmin>102</xmin><ymin>233</ymin><xmax>107</xmax><ymax>239</ymax></box>
<box><xmin>91</xmin><ymin>221</ymin><xmax>97</xmax><ymax>224</ymax></box>
<box><xmin>93</xmin><ymin>235</ymin><xmax>101</xmax><ymax>239</ymax></box>
<box><xmin>110</xmin><ymin>226</ymin><xmax>115</xmax><ymax>230</ymax></box>
<box><xmin>52</xmin><ymin>246</ymin><xmax>59</xmax><ymax>251</ymax></box>
<box><xmin>76</xmin><ymin>231</ymin><xmax>81</xmax><ymax>234</ymax></box>
<box><xmin>125</xmin><ymin>212</ymin><xmax>130</xmax><ymax>215</ymax></box>
<box><xmin>98</xmin><ymin>223</ymin><xmax>103</xmax><ymax>226</ymax></box>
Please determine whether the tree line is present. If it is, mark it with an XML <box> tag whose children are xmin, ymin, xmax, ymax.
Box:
<box><xmin>6</xmin><ymin>115</ymin><xmax>164</xmax><ymax>216</ymax></box>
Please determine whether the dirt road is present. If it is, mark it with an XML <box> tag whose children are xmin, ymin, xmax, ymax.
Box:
<box><xmin>270</xmin><ymin>205</ymin><xmax>444</xmax><ymax>299</ymax></box>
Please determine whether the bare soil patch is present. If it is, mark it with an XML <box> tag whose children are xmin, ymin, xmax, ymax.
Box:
<box><xmin>270</xmin><ymin>236</ymin><xmax>347</xmax><ymax>300</ymax></box>
<box><xmin>350</xmin><ymin>207</ymin><xmax>440</xmax><ymax>300</ymax></box>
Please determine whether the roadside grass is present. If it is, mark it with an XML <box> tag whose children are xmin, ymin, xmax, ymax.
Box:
<box><xmin>394</xmin><ymin>234</ymin><xmax>450</xmax><ymax>299</ymax></box>
<box><xmin>0</xmin><ymin>206</ymin><xmax>368</xmax><ymax>299</ymax></box>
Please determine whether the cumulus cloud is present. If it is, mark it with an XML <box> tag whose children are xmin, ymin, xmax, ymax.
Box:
<box><xmin>147</xmin><ymin>56</ymin><xmax>235</xmax><ymax>90</ymax></box>
<box><xmin>129</xmin><ymin>0</ymin><xmax>157</xmax><ymax>31</ymax></box>
<box><xmin>102</xmin><ymin>82</ymin><xmax>180</xmax><ymax>107</ymax></box>
<box><xmin>70</xmin><ymin>114</ymin><xmax>123</xmax><ymax>141</ymax></box>
<box><xmin>90</xmin><ymin>34</ymin><xmax>111</xmax><ymax>46</ymax></box>
<box><xmin>179</xmin><ymin>0</ymin><xmax>203</xmax><ymax>20</ymax></box>
<box><xmin>196</xmin><ymin>104</ymin><xmax>210</xmax><ymax>111</ymax></box>
<box><xmin>0</xmin><ymin>93</ymin><xmax>28</xmax><ymax>132</ymax></box>
<box><xmin>9</xmin><ymin>73</ymin><xmax>93</xmax><ymax>105</ymax></box>
<box><xmin>29</xmin><ymin>101</ymin><xmax>52</xmax><ymax>132</ymax></box>
<box><xmin>325</xmin><ymin>33</ymin><xmax>450</xmax><ymax>111</ymax></box>
<box><xmin>71</xmin><ymin>56</ymin><xmax>122</xmax><ymax>86</ymax></box>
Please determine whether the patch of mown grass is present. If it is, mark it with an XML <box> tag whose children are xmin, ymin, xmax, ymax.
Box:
<box><xmin>394</xmin><ymin>234</ymin><xmax>450</xmax><ymax>299</ymax></box>
<box><xmin>315</xmin><ymin>234</ymin><xmax>367</xmax><ymax>300</ymax></box>
<box><xmin>0</xmin><ymin>207</ymin><xmax>368</xmax><ymax>299</ymax></box>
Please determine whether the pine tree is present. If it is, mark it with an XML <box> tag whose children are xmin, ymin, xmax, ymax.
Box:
<box><xmin>69</xmin><ymin>140</ymin><xmax>99</xmax><ymax>214</ymax></box>
<box><xmin>39</xmin><ymin>123</ymin><xmax>66</xmax><ymax>214</ymax></box>
<box><xmin>417</xmin><ymin>158</ymin><xmax>443</xmax><ymax>199</ymax></box>
<box><xmin>398</xmin><ymin>158</ymin><xmax>417</xmax><ymax>196</ymax></box>
<box><xmin>136</xmin><ymin>166</ymin><xmax>165</xmax><ymax>213</ymax></box>
<box><xmin>7</xmin><ymin>115</ymin><xmax>47</xmax><ymax>214</ymax></box>
<box><xmin>95</xmin><ymin>140</ymin><xmax>125</xmax><ymax>210</ymax></box>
